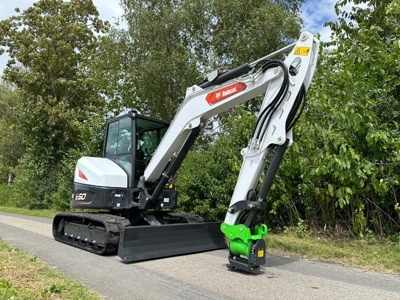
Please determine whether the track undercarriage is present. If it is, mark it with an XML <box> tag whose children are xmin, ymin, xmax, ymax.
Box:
<box><xmin>52</xmin><ymin>211</ymin><xmax>226</xmax><ymax>262</ymax></box>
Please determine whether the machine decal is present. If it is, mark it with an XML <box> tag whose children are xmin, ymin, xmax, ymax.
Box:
<box><xmin>75</xmin><ymin>193</ymin><xmax>87</xmax><ymax>201</ymax></box>
<box><xmin>294</xmin><ymin>46</ymin><xmax>310</xmax><ymax>56</ymax></box>
<box><xmin>206</xmin><ymin>82</ymin><xmax>247</xmax><ymax>105</ymax></box>
<box><xmin>78</xmin><ymin>169</ymin><xmax>88</xmax><ymax>180</ymax></box>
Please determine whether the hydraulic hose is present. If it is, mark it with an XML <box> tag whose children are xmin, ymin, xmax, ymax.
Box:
<box><xmin>252</xmin><ymin>60</ymin><xmax>289</xmax><ymax>140</ymax></box>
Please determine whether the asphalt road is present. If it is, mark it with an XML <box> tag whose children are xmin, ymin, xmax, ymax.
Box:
<box><xmin>0</xmin><ymin>211</ymin><xmax>399</xmax><ymax>300</ymax></box>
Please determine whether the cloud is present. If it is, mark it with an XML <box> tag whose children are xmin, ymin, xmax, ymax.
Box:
<box><xmin>301</xmin><ymin>0</ymin><xmax>338</xmax><ymax>42</ymax></box>
<box><xmin>0</xmin><ymin>0</ymin><xmax>32</xmax><ymax>21</ymax></box>
<box><xmin>92</xmin><ymin>0</ymin><xmax>124</xmax><ymax>25</ymax></box>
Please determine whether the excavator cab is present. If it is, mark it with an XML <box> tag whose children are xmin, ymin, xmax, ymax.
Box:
<box><xmin>68</xmin><ymin>111</ymin><xmax>174</xmax><ymax>211</ymax></box>
<box><xmin>103</xmin><ymin>112</ymin><xmax>169</xmax><ymax>187</ymax></box>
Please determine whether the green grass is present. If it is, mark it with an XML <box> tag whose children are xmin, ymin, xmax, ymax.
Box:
<box><xmin>0</xmin><ymin>205</ymin><xmax>57</xmax><ymax>218</ymax></box>
<box><xmin>267</xmin><ymin>230</ymin><xmax>400</xmax><ymax>274</ymax></box>
<box><xmin>0</xmin><ymin>239</ymin><xmax>102</xmax><ymax>300</ymax></box>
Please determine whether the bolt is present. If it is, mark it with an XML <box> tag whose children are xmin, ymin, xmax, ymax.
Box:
<box><xmin>274</xmin><ymin>68</ymin><xmax>279</xmax><ymax>74</ymax></box>
<box><xmin>300</xmin><ymin>32</ymin><xmax>308</xmax><ymax>41</ymax></box>
<box><xmin>239</xmin><ymin>228</ymin><xmax>243</xmax><ymax>232</ymax></box>
<box><xmin>222</xmin><ymin>226</ymin><xmax>226</xmax><ymax>230</ymax></box>
<box><xmin>277</xmin><ymin>136</ymin><xmax>284</xmax><ymax>143</ymax></box>
<box><xmin>188</xmin><ymin>122</ymin><xmax>192</xmax><ymax>128</ymax></box>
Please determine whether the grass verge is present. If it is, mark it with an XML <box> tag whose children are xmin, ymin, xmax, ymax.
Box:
<box><xmin>0</xmin><ymin>206</ymin><xmax>57</xmax><ymax>219</ymax></box>
<box><xmin>0</xmin><ymin>239</ymin><xmax>102</xmax><ymax>300</ymax></box>
<box><xmin>267</xmin><ymin>230</ymin><xmax>400</xmax><ymax>274</ymax></box>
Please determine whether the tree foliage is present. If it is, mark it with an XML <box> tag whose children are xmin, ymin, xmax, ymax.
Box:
<box><xmin>178</xmin><ymin>0</ymin><xmax>400</xmax><ymax>237</ymax></box>
<box><xmin>0</xmin><ymin>0</ymin><xmax>109</xmax><ymax>208</ymax></box>
<box><xmin>0</xmin><ymin>83</ymin><xmax>24</xmax><ymax>181</ymax></box>
<box><xmin>211</xmin><ymin>0</ymin><xmax>302</xmax><ymax>66</ymax></box>
<box><xmin>91</xmin><ymin>29</ymin><xmax>134</xmax><ymax>116</ymax></box>
<box><xmin>99</xmin><ymin>0</ymin><xmax>303</xmax><ymax>120</ymax></box>
<box><xmin>178</xmin><ymin>108</ymin><xmax>256</xmax><ymax>220</ymax></box>
<box><xmin>295</xmin><ymin>0</ymin><xmax>400</xmax><ymax>236</ymax></box>
<box><xmin>0</xmin><ymin>0</ymin><xmax>108</xmax><ymax>162</ymax></box>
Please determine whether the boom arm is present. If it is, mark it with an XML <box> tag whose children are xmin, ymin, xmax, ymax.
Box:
<box><xmin>139</xmin><ymin>32</ymin><xmax>319</xmax><ymax>215</ymax></box>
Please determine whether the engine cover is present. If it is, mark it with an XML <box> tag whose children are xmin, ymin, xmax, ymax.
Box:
<box><xmin>74</xmin><ymin>157</ymin><xmax>128</xmax><ymax>188</ymax></box>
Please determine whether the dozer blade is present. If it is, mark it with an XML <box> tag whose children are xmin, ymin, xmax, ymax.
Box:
<box><xmin>118</xmin><ymin>222</ymin><xmax>226</xmax><ymax>262</ymax></box>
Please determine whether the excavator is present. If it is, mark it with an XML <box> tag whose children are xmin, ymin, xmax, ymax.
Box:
<box><xmin>53</xmin><ymin>32</ymin><xmax>319</xmax><ymax>273</ymax></box>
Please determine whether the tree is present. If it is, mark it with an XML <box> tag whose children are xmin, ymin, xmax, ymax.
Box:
<box><xmin>0</xmin><ymin>0</ymin><xmax>108</xmax><ymax>162</ymax></box>
<box><xmin>177</xmin><ymin>108</ymin><xmax>256</xmax><ymax>221</ymax></box>
<box><xmin>178</xmin><ymin>0</ymin><xmax>400</xmax><ymax>237</ymax></box>
<box><xmin>0</xmin><ymin>83</ymin><xmax>24</xmax><ymax>182</ymax></box>
<box><xmin>281</xmin><ymin>0</ymin><xmax>400</xmax><ymax>236</ymax></box>
<box><xmin>116</xmin><ymin>0</ymin><xmax>208</xmax><ymax>120</ymax></box>
<box><xmin>0</xmin><ymin>0</ymin><xmax>109</xmax><ymax>208</ymax></box>
<box><xmin>111</xmin><ymin>0</ymin><xmax>304</xmax><ymax>219</ymax></box>
<box><xmin>91</xmin><ymin>28</ymin><xmax>138</xmax><ymax>116</ymax></box>
<box><xmin>211</xmin><ymin>0</ymin><xmax>303</xmax><ymax>67</ymax></box>
<box><xmin>99</xmin><ymin>0</ymin><xmax>304</xmax><ymax>120</ymax></box>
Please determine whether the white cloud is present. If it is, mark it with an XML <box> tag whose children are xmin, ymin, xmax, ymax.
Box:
<box><xmin>301</xmin><ymin>0</ymin><xmax>338</xmax><ymax>42</ymax></box>
<box><xmin>92</xmin><ymin>0</ymin><xmax>124</xmax><ymax>26</ymax></box>
<box><xmin>0</xmin><ymin>0</ymin><xmax>32</xmax><ymax>21</ymax></box>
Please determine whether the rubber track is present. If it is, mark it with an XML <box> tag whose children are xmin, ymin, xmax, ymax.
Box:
<box><xmin>52</xmin><ymin>213</ymin><xmax>130</xmax><ymax>255</ymax></box>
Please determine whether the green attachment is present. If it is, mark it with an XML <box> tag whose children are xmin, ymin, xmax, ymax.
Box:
<box><xmin>220</xmin><ymin>223</ymin><xmax>268</xmax><ymax>257</ymax></box>
<box><xmin>229</xmin><ymin>238</ymin><xmax>252</xmax><ymax>257</ymax></box>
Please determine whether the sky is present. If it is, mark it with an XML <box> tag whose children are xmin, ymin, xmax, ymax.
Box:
<box><xmin>0</xmin><ymin>0</ymin><xmax>338</xmax><ymax>76</ymax></box>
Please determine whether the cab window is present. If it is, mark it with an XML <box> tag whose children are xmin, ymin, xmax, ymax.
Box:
<box><xmin>135</xmin><ymin>118</ymin><xmax>168</xmax><ymax>180</ymax></box>
<box><xmin>105</xmin><ymin>117</ymin><xmax>133</xmax><ymax>178</ymax></box>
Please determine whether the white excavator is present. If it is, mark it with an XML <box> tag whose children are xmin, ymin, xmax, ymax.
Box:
<box><xmin>53</xmin><ymin>32</ymin><xmax>319</xmax><ymax>273</ymax></box>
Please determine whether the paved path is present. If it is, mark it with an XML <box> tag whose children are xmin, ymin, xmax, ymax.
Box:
<box><xmin>0</xmin><ymin>212</ymin><xmax>399</xmax><ymax>299</ymax></box>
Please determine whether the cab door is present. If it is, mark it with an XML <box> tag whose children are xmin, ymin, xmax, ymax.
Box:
<box><xmin>104</xmin><ymin>115</ymin><xmax>135</xmax><ymax>187</ymax></box>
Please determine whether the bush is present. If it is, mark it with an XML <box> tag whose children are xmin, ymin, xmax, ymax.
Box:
<box><xmin>0</xmin><ymin>183</ymin><xmax>30</xmax><ymax>207</ymax></box>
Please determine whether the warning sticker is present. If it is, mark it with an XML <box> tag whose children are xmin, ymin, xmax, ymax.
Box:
<box><xmin>294</xmin><ymin>47</ymin><xmax>311</xmax><ymax>56</ymax></box>
<box><xmin>257</xmin><ymin>249</ymin><xmax>264</xmax><ymax>258</ymax></box>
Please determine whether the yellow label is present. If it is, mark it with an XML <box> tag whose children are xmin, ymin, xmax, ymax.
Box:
<box><xmin>294</xmin><ymin>47</ymin><xmax>310</xmax><ymax>56</ymax></box>
<box><xmin>257</xmin><ymin>249</ymin><xmax>264</xmax><ymax>258</ymax></box>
